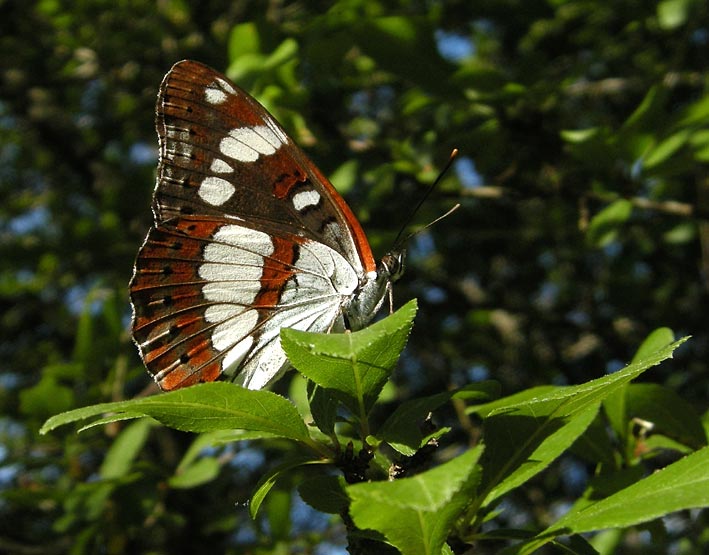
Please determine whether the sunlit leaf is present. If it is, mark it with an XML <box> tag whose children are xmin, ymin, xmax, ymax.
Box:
<box><xmin>470</xmin><ymin>338</ymin><xmax>688</xmax><ymax>503</ymax></box>
<box><xmin>281</xmin><ymin>300</ymin><xmax>417</xmax><ymax>416</ymax></box>
<box><xmin>349</xmin><ymin>447</ymin><xmax>483</xmax><ymax>555</ymax></box>
<box><xmin>40</xmin><ymin>382</ymin><xmax>310</xmax><ymax>441</ymax></box>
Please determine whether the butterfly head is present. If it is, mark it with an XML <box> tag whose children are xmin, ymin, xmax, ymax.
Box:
<box><xmin>380</xmin><ymin>249</ymin><xmax>406</xmax><ymax>284</ymax></box>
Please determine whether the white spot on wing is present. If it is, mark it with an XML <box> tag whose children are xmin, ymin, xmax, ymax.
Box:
<box><xmin>202</xmin><ymin>275</ymin><xmax>262</xmax><ymax>304</ymax></box>
<box><xmin>219</xmin><ymin>135</ymin><xmax>258</xmax><ymax>162</ymax></box>
<box><xmin>210</xmin><ymin>158</ymin><xmax>233</xmax><ymax>173</ymax></box>
<box><xmin>219</xmin><ymin>125</ymin><xmax>284</xmax><ymax>162</ymax></box>
<box><xmin>205</xmin><ymin>87</ymin><xmax>227</xmax><ymax>105</ymax></box>
<box><xmin>216</xmin><ymin>77</ymin><xmax>236</xmax><ymax>95</ymax></box>
<box><xmin>292</xmin><ymin>190</ymin><xmax>321</xmax><ymax>211</ymax></box>
<box><xmin>257</xmin><ymin>123</ymin><xmax>285</xmax><ymax>149</ymax></box>
<box><xmin>322</xmin><ymin>221</ymin><xmax>343</xmax><ymax>242</ymax></box>
<box><xmin>222</xmin><ymin>335</ymin><xmax>254</xmax><ymax>372</ymax></box>
<box><xmin>211</xmin><ymin>309</ymin><xmax>258</xmax><ymax>350</ymax></box>
<box><xmin>199</xmin><ymin>176</ymin><xmax>235</xmax><ymax>206</ymax></box>
<box><xmin>212</xmin><ymin>225</ymin><xmax>274</xmax><ymax>256</ymax></box>
<box><xmin>279</xmin><ymin>240</ymin><xmax>358</xmax><ymax>308</ymax></box>
<box><xmin>237</xmin><ymin>341</ymin><xmax>287</xmax><ymax>389</ymax></box>
<box><xmin>198</xmin><ymin>225</ymin><xmax>274</xmax><ymax>304</ymax></box>
<box><xmin>204</xmin><ymin>77</ymin><xmax>238</xmax><ymax>105</ymax></box>
<box><xmin>236</xmin><ymin>299</ymin><xmax>337</xmax><ymax>389</ymax></box>
<box><xmin>204</xmin><ymin>304</ymin><xmax>241</xmax><ymax>324</ymax></box>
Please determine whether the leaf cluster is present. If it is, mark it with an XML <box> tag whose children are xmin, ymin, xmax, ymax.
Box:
<box><xmin>42</xmin><ymin>304</ymin><xmax>705</xmax><ymax>554</ymax></box>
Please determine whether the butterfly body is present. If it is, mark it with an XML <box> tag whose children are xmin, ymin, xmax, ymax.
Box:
<box><xmin>130</xmin><ymin>60</ymin><xmax>403</xmax><ymax>391</ymax></box>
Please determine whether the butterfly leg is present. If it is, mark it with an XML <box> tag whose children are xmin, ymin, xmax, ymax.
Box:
<box><xmin>387</xmin><ymin>282</ymin><xmax>395</xmax><ymax>314</ymax></box>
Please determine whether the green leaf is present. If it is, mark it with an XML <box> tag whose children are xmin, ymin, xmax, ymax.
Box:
<box><xmin>590</xmin><ymin>529</ymin><xmax>624</xmax><ymax>554</ymax></box>
<box><xmin>19</xmin><ymin>376</ymin><xmax>75</xmax><ymax>419</ymax></box>
<box><xmin>377</xmin><ymin>391</ymin><xmax>453</xmax><ymax>456</ymax></box>
<box><xmin>226</xmin><ymin>22</ymin><xmax>276</xmax><ymax>85</ymax></box>
<box><xmin>679</xmin><ymin>95</ymin><xmax>709</xmax><ymax>127</ymax></box>
<box><xmin>657</xmin><ymin>0</ymin><xmax>692</xmax><ymax>29</ymax></box>
<box><xmin>99</xmin><ymin>418</ymin><xmax>152</xmax><ymax>479</ymax></box>
<box><xmin>570</xmin><ymin>413</ymin><xmax>618</xmax><ymax>467</ymax></box>
<box><xmin>560</xmin><ymin>128</ymin><xmax>601</xmax><ymax>143</ymax></box>
<box><xmin>330</xmin><ymin>159</ymin><xmax>359</xmax><ymax>195</ymax></box>
<box><xmin>621</xmin><ymin>85</ymin><xmax>667</xmax><ymax>132</ymax></box>
<box><xmin>378</xmin><ymin>383</ymin><xmax>497</xmax><ymax>455</ymax></box>
<box><xmin>298</xmin><ymin>475</ymin><xmax>350</xmax><ymax>514</ymax></box>
<box><xmin>348</xmin><ymin>447</ymin><xmax>483</xmax><ymax>555</ymax></box>
<box><xmin>689</xmin><ymin>129</ymin><xmax>709</xmax><ymax>161</ymax></box>
<box><xmin>466</xmin><ymin>385</ymin><xmax>558</xmax><ymax>419</ymax></box>
<box><xmin>470</xmin><ymin>338</ymin><xmax>688</xmax><ymax>504</ymax></box>
<box><xmin>530</xmin><ymin>446</ymin><xmax>709</xmax><ymax>549</ymax></box>
<box><xmin>483</xmin><ymin>403</ymin><xmax>599</xmax><ymax>505</ymax></box>
<box><xmin>249</xmin><ymin>455</ymin><xmax>320</xmax><ymax>519</ymax></box>
<box><xmin>281</xmin><ymin>300</ymin><xmax>417</xmax><ymax>416</ymax></box>
<box><xmin>586</xmin><ymin>199</ymin><xmax>633</xmax><ymax>248</ymax></box>
<box><xmin>40</xmin><ymin>382</ymin><xmax>310</xmax><ymax>441</ymax></box>
<box><xmin>170</xmin><ymin>429</ymin><xmax>280</xmax><ymax>491</ymax></box>
<box><xmin>169</xmin><ymin>457</ymin><xmax>221</xmax><ymax>489</ymax></box>
<box><xmin>561</xmin><ymin>126</ymin><xmax>616</xmax><ymax>167</ymax></box>
<box><xmin>353</xmin><ymin>16</ymin><xmax>453</xmax><ymax>95</ymax></box>
<box><xmin>262</xmin><ymin>38</ymin><xmax>299</xmax><ymax>71</ymax></box>
<box><xmin>227</xmin><ymin>21</ymin><xmax>261</xmax><ymax>60</ymax></box>
<box><xmin>642</xmin><ymin>128</ymin><xmax>692</xmax><ymax>170</ymax></box>
<box><xmin>626</xmin><ymin>383</ymin><xmax>707</xmax><ymax>450</ymax></box>
<box><xmin>604</xmin><ymin>327</ymin><xmax>676</xmax><ymax>447</ymax></box>
<box><xmin>307</xmin><ymin>382</ymin><xmax>338</xmax><ymax>436</ymax></box>
<box><xmin>630</xmin><ymin>327</ymin><xmax>675</xmax><ymax>364</ymax></box>
<box><xmin>265</xmin><ymin>488</ymin><xmax>292</xmax><ymax>541</ymax></box>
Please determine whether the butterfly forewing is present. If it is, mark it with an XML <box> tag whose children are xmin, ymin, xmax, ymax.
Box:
<box><xmin>153</xmin><ymin>60</ymin><xmax>374</xmax><ymax>272</ymax></box>
<box><xmin>130</xmin><ymin>60</ymin><xmax>392</xmax><ymax>391</ymax></box>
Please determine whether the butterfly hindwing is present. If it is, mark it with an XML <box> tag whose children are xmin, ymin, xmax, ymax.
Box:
<box><xmin>132</xmin><ymin>214</ymin><xmax>364</xmax><ymax>389</ymax></box>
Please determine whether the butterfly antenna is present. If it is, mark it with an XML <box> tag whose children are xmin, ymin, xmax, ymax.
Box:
<box><xmin>392</xmin><ymin>148</ymin><xmax>459</xmax><ymax>251</ymax></box>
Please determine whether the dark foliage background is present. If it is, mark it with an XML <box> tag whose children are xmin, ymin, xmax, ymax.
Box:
<box><xmin>1</xmin><ymin>0</ymin><xmax>708</xmax><ymax>553</ymax></box>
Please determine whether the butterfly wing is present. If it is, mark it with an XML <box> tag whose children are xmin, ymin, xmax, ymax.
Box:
<box><xmin>130</xmin><ymin>60</ymin><xmax>380</xmax><ymax>390</ymax></box>
<box><xmin>152</xmin><ymin>60</ymin><xmax>375</xmax><ymax>274</ymax></box>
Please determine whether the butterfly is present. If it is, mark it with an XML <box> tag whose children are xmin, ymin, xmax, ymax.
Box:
<box><xmin>130</xmin><ymin>60</ymin><xmax>405</xmax><ymax>391</ymax></box>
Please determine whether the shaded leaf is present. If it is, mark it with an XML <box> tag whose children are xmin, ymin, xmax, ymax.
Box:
<box><xmin>169</xmin><ymin>457</ymin><xmax>221</xmax><ymax>489</ymax></box>
<box><xmin>378</xmin><ymin>383</ymin><xmax>496</xmax><ymax>455</ymax></box>
<box><xmin>299</xmin><ymin>475</ymin><xmax>350</xmax><ymax>514</ymax></box>
<box><xmin>642</xmin><ymin>129</ymin><xmax>692</xmax><ymax>170</ymax></box>
<box><xmin>626</xmin><ymin>383</ymin><xmax>707</xmax><ymax>450</ymax></box>
<box><xmin>586</xmin><ymin>199</ymin><xmax>633</xmax><ymax>248</ymax></box>
<box><xmin>100</xmin><ymin>418</ymin><xmax>153</xmax><ymax>479</ymax></box>
<box><xmin>20</xmin><ymin>376</ymin><xmax>75</xmax><ymax>419</ymax></box>
<box><xmin>308</xmin><ymin>382</ymin><xmax>338</xmax><ymax>436</ymax></box>
<box><xmin>249</xmin><ymin>455</ymin><xmax>321</xmax><ymax>519</ymax></box>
